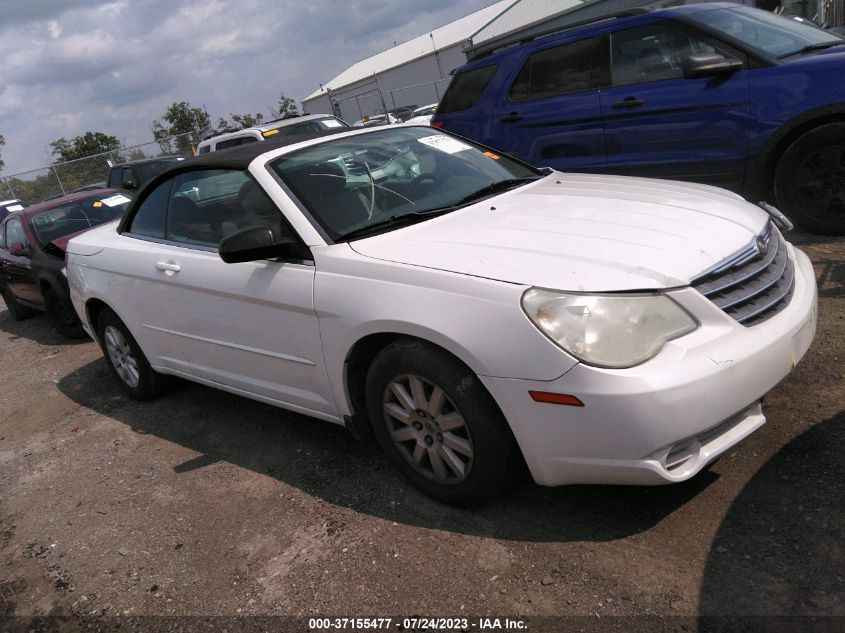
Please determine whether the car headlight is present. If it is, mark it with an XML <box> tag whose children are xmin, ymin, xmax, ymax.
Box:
<box><xmin>521</xmin><ymin>289</ymin><xmax>698</xmax><ymax>368</ymax></box>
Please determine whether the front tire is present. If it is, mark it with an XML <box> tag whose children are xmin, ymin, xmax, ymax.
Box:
<box><xmin>365</xmin><ymin>338</ymin><xmax>520</xmax><ymax>506</ymax></box>
<box><xmin>1</xmin><ymin>287</ymin><xmax>36</xmax><ymax>321</ymax></box>
<box><xmin>774</xmin><ymin>123</ymin><xmax>845</xmax><ymax>235</ymax></box>
<box><xmin>96</xmin><ymin>309</ymin><xmax>169</xmax><ymax>400</ymax></box>
<box><xmin>44</xmin><ymin>287</ymin><xmax>85</xmax><ymax>338</ymax></box>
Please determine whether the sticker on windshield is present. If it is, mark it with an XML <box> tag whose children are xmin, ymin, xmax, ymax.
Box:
<box><xmin>483</xmin><ymin>151</ymin><xmax>500</xmax><ymax>160</ymax></box>
<box><xmin>417</xmin><ymin>135</ymin><xmax>472</xmax><ymax>154</ymax></box>
<box><xmin>322</xmin><ymin>119</ymin><xmax>343</xmax><ymax>128</ymax></box>
<box><xmin>6</xmin><ymin>204</ymin><xmax>24</xmax><ymax>212</ymax></box>
<box><xmin>100</xmin><ymin>194</ymin><xmax>131</xmax><ymax>207</ymax></box>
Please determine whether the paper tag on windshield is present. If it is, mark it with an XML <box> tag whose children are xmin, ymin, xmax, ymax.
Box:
<box><xmin>322</xmin><ymin>119</ymin><xmax>343</xmax><ymax>128</ymax></box>
<box><xmin>100</xmin><ymin>194</ymin><xmax>131</xmax><ymax>207</ymax></box>
<box><xmin>417</xmin><ymin>135</ymin><xmax>472</xmax><ymax>154</ymax></box>
<box><xmin>6</xmin><ymin>204</ymin><xmax>24</xmax><ymax>212</ymax></box>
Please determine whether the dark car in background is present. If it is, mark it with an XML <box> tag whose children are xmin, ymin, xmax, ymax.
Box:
<box><xmin>0</xmin><ymin>189</ymin><xmax>133</xmax><ymax>337</ymax></box>
<box><xmin>432</xmin><ymin>3</ymin><xmax>845</xmax><ymax>234</ymax></box>
<box><xmin>106</xmin><ymin>156</ymin><xmax>186</xmax><ymax>191</ymax></box>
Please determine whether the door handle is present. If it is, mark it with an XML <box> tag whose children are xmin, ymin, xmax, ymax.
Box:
<box><xmin>155</xmin><ymin>261</ymin><xmax>181</xmax><ymax>273</ymax></box>
<box><xmin>500</xmin><ymin>112</ymin><xmax>523</xmax><ymax>123</ymax></box>
<box><xmin>612</xmin><ymin>97</ymin><xmax>645</xmax><ymax>109</ymax></box>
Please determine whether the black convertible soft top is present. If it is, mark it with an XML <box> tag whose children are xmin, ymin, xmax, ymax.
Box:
<box><xmin>116</xmin><ymin>128</ymin><xmax>354</xmax><ymax>233</ymax></box>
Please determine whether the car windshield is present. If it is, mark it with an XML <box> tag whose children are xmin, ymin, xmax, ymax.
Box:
<box><xmin>264</xmin><ymin>117</ymin><xmax>349</xmax><ymax>138</ymax></box>
<box><xmin>270</xmin><ymin>127</ymin><xmax>540</xmax><ymax>241</ymax></box>
<box><xmin>30</xmin><ymin>192</ymin><xmax>133</xmax><ymax>245</ymax></box>
<box><xmin>685</xmin><ymin>6</ymin><xmax>843</xmax><ymax>58</ymax></box>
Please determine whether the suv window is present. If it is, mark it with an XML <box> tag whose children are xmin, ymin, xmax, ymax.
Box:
<box><xmin>6</xmin><ymin>218</ymin><xmax>28</xmax><ymax>249</ymax></box>
<box><xmin>438</xmin><ymin>65</ymin><xmax>499</xmax><ymax>114</ymax></box>
<box><xmin>216</xmin><ymin>137</ymin><xmax>248</xmax><ymax>150</ymax></box>
<box><xmin>510</xmin><ymin>36</ymin><xmax>609</xmax><ymax>101</ymax></box>
<box><xmin>128</xmin><ymin>180</ymin><xmax>171</xmax><ymax>238</ymax></box>
<box><xmin>610</xmin><ymin>24</ymin><xmax>718</xmax><ymax>85</ymax></box>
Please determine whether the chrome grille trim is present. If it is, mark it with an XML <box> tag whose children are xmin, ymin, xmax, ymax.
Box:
<box><xmin>691</xmin><ymin>223</ymin><xmax>795</xmax><ymax>327</ymax></box>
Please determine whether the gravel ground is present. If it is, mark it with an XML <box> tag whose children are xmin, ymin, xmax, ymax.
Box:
<box><xmin>0</xmin><ymin>232</ymin><xmax>842</xmax><ymax>632</ymax></box>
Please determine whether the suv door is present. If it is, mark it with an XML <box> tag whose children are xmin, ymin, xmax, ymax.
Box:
<box><xmin>122</xmin><ymin>168</ymin><xmax>335</xmax><ymax>418</ymax></box>
<box><xmin>598</xmin><ymin>21</ymin><xmax>751</xmax><ymax>189</ymax></box>
<box><xmin>2</xmin><ymin>217</ymin><xmax>41</xmax><ymax>306</ymax></box>
<box><xmin>487</xmin><ymin>35</ymin><xmax>610</xmax><ymax>172</ymax></box>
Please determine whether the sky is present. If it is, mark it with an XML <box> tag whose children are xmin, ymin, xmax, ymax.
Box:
<box><xmin>0</xmin><ymin>0</ymin><xmax>497</xmax><ymax>175</ymax></box>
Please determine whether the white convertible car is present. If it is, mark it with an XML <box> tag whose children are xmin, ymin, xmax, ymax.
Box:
<box><xmin>66</xmin><ymin>125</ymin><xmax>817</xmax><ymax>505</ymax></box>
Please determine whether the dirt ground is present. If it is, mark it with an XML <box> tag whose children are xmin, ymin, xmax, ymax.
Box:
<box><xmin>0</xmin><ymin>232</ymin><xmax>843</xmax><ymax>632</ymax></box>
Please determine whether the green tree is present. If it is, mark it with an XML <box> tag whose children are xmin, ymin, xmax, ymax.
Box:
<box><xmin>50</xmin><ymin>132</ymin><xmax>120</xmax><ymax>162</ymax></box>
<box><xmin>0</xmin><ymin>134</ymin><xmax>5</xmax><ymax>173</ymax></box>
<box><xmin>276</xmin><ymin>94</ymin><xmax>298</xmax><ymax>119</ymax></box>
<box><xmin>128</xmin><ymin>148</ymin><xmax>148</xmax><ymax>161</ymax></box>
<box><xmin>216</xmin><ymin>112</ymin><xmax>265</xmax><ymax>133</ymax></box>
<box><xmin>152</xmin><ymin>101</ymin><xmax>210</xmax><ymax>155</ymax></box>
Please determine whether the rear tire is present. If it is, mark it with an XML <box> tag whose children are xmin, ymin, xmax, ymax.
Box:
<box><xmin>44</xmin><ymin>287</ymin><xmax>85</xmax><ymax>339</ymax></box>
<box><xmin>96</xmin><ymin>308</ymin><xmax>169</xmax><ymax>400</ymax></box>
<box><xmin>1</xmin><ymin>287</ymin><xmax>36</xmax><ymax>321</ymax></box>
<box><xmin>774</xmin><ymin>122</ymin><xmax>845</xmax><ymax>235</ymax></box>
<box><xmin>365</xmin><ymin>337</ymin><xmax>520</xmax><ymax>506</ymax></box>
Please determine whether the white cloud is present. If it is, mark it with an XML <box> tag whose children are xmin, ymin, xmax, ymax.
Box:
<box><xmin>0</xmin><ymin>0</ymin><xmax>497</xmax><ymax>175</ymax></box>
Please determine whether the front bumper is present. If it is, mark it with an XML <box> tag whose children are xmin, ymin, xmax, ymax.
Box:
<box><xmin>481</xmin><ymin>245</ymin><xmax>817</xmax><ymax>487</ymax></box>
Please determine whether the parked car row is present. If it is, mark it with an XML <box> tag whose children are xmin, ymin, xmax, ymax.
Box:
<box><xmin>432</xmin><ymin>2</ymin><xmax>845</xmax><ymax>235</ymax></box>
<box><xmin>52</xmin><ymin>123</ymin><xmax>816</xmax><ymax>505</ymax></box>
<box><xmin>0</xmin><ymin>189</ymin><xmax>132</xmax><ymax>337</ymax></box>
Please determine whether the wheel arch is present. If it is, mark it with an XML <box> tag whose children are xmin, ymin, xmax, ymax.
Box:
<box><xmin>341</xmin><ymin>331</ymin><xmax>517</xmax><ymax>450</ymax></box>
<box><xmin>751</xmin><ymin>105</ymin><xmax>845</xmax><ymax>200</ymax></box>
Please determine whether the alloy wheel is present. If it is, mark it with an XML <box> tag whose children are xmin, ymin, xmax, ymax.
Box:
<box><xmin>382</xmin><ymin>374</ymin><xmax>474</xmax><ymax>484</ymax></box>
<box><xmin>104</xmin><ymin>325</ymin><xmax>140</xmax><ymax>388</ymax></box>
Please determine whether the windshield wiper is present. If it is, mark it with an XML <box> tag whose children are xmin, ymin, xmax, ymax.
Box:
<box><xmin>779</xmin><ymin>41</ymin><xmax>845</xmax><ymax>58</ymax></box>
<box><xmin>454</xmin><ymin>177</ymin><xmax>539</xmax><ymax>206</ymax></box>
<box><xmin>339</xmin><ymin>208</ymin><xmax>455</xmax><ymax>241</ymax></box>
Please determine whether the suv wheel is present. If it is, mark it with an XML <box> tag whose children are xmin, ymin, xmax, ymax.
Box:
<box><xmin>1</xmin><ymin>287</ymin><xmax>36</xmax><ymax>321</ymax></box>
<box><xmin>774</xmin><ymin>122</ymin><xmax>845</xmax><ymax>235</ymax></box>
<box><xmin>44</xmin><ymin>288</ymin><xmax>85</xmax><ymax>338</ymax></box>
<box><xmin>96</xmin><ymin>309</ymin><xmax>169</xmax><ymax>400</ymax></box>
<box><xmin>365</xmin><ymin>338</ymin><xmax>520</xmax><ymax>506</ymax></box>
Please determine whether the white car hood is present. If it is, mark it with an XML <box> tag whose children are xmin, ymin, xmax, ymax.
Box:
<box><xmin>350</xmin><ymin>173</ymin><xmax>770</xmax><ymax>291</ymax></box>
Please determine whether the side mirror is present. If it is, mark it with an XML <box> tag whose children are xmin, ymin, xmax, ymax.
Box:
<box><xmin>218</xmin><ymin>226</ymin><xmax>302</xmax><ymax>264</ymax></box>
<box><xmin>683</xmin><ymin>53</ymin><xmax>743</xmax><ymax>79</ymax></box>
<box><xmin>10</xmin><ymin>243</ymin><xmax>30</xmax><ymax>257</ymax></box>
<box><xmin>122</xmin><ymin>176</ymin><xmax>138</xmax><ymax>190</ymax></box>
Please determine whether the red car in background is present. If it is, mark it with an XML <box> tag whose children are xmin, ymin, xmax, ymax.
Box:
<box><xmin>0</xmin><ymin>189</ymin><xmax>133</xmax><ymax>337</ymax></box>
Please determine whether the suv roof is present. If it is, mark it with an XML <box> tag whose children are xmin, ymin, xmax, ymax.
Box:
<box><xmin>199</xmin><ymin>114</ymin><xmax>343</xmax><ymax>146</ymax></box>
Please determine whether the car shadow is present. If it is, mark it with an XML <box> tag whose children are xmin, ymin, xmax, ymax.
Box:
<box><xmin>57</xmin><ymin>358</ymin><xmax>717</xmax><ymax>543</ymax></box>
<box><xmin>0</xmin><ymin>309</ymin><xmax>90</xmax><ymax>346</ymax></box>
<box><xmin>698</xmin><ymin>409</ymin><xmax>844</xmax><ymax>628</ymax></box>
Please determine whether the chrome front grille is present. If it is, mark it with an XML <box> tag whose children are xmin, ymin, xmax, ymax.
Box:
<box><xmin>692</xmin><ymin>223</ymin><xmax>795</xmax><ymax>327</ymax></box>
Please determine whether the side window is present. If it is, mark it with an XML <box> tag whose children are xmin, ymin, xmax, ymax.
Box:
<box><xmin>128</xmin><ymin>180</ymin><xmax>171</xmax><ymax>238</ymax></box>
<box><xmin>510</xmin><ymin>36</ymin><xmax>609</xmax><ymax>102</ymax></box>
<box><xmin>239</xmin><ymin>136</ymin><xmax>259</xmax><ymax>145</ymax></box>
<box><xmin>198</xmin><ymin>145</ymin><xmax>211</xmax><ymax>154</ymax></box>
<box><xmin>437</xmin><ymin>65</ymin><xmax>499</xmax><ymax>114</ymax></box>
<box><xmin>165</xmin><ymin>169</ymin><xmax>293</xmax><ymax>249</ymax></box>
<box><xmin>0</xmin><ymin>222</ymin><xmax>6</xmax><ymax>249</ymax></box>
<box><xmin>216</xmin><ymin>137</ymin><xmax>244</xmax><ymax>150</ymax></box>
<box><xmin>6</xmin><ymin>218</ymin><xmax>28</xmax><ymax>248</ymax></box>
<box><xmin>610</xmin><ymin>24</ymin><xmax>718</xmax><ymax>86</ymax></box>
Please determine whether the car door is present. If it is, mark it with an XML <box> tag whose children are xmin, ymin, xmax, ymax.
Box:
<box><xmin>487</xmin><ymin>35</ymin><xmax>610</xmax><ymax>172</ymax></box>
<box><xmin>598</xmin><ymin>21</ymin><xmax>751</xmax><ymax>189</ymax></box>
<box><xmin>2</xmin><ymin>217</ymin><xmax>41</xmax><ymax>306</ymax></box>
<box><xmin>124</xmin><ymin>167</ymin><xmax>335</xmax><ymax>418</ymax></box>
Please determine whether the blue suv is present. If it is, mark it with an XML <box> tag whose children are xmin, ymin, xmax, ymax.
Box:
<box><xmin>432</xmin><ymin>3</ymin><xmax>845</xmax><ymax>234</ymax></box>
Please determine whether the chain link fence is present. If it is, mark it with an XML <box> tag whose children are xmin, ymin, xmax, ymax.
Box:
<box><xmin>0</xmin><ymin>132</ymin><xmax>195</xmax><ymax>204</ymax></box>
